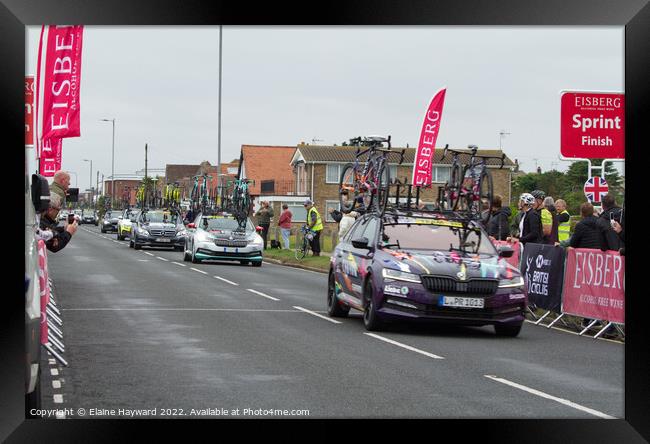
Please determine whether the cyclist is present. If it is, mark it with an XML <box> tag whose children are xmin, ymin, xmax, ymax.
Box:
<box><xmin>507</xmin><ymin>193</ymin><xmax>542</xmax><ymax>245</ymax></box>
<box><xmin>303</xmin><ymin>199</ymin><xmax>323</xmax><ymax>256</ymax></box>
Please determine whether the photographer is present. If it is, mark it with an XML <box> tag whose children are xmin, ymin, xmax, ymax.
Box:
<box><xmin>39</xmin><ymin>193</ymin><xmax>78</xmax><ymax>252</ymax></box>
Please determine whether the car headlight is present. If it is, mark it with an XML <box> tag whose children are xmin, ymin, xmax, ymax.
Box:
<box><xmin>138</xmin><ymin>228</ymin><xmax>149</xmax><ymax>236</ymax></box>
<box><xmin>499</xmin><ymin>276</ymin><xmax>525</xmax><ymax>288</ymax></box>
<box><xmin>382</xmin><ymin>268</ymin><xmax>421</xmax><ymax>283</ymax></box>
<box><xmin>176</xmin><ymin>229</ymin><xmax>187</xmax><ymax>237</ymax></box>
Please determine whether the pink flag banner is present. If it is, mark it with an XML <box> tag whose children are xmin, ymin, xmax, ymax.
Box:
<box><xmin>412</xmin><ymin>87</ymin><xmax>446</xmax><ymax>186</ymax></box>
<box><xmin>36</xmin><ymin>25</ymin><xmax>84</xmax><ymax>149</ymax></box>
<box><xmin>39</xmin><ymin>137</ymin><xmax>63</xmax><ymax>177</ymax></box>
<box><xmin>37</xmin><ymin>240</ymin><xmax>50</xmax><ymax>345</ymax></box>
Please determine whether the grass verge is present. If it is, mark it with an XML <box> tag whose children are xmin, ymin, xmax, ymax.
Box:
<box><xmin>263</xmin><ymin>248</ymin><xmax>331</xmax><ymax>272</ymax></box>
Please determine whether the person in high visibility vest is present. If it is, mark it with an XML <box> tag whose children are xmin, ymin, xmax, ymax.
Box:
<box><xmin>304</xmin><ymin>199</ymin><xmax>323</xmax><ymax>256</ymax></box>
<box><xmin>555</xmin><ymin>199</ymin><xmax>571</xmax><ymax>243</ymax></box>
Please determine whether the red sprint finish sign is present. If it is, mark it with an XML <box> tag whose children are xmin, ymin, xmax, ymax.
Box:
<box><xmin>562</xmin><ymin>248</ymin><xmax>625</xmax><ymax>324</ymax></box>
<box><xmin>560</xmin><ymin>91</ymin><xmax>624</xmax><ymax>159</ymax></box>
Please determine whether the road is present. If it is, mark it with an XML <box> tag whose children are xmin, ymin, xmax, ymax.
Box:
<box><xmin>40</xmin><ymin>224</ymin><xmax>624</xmax><ymax>419</ymax></box>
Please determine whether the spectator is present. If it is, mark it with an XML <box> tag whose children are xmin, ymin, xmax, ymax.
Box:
<box><xmin>486</xmin><ymin>195</ymin><xmax>511</xmax><ymax>241</ymax></box>
<box><xmin>480</xmin><ymin>199</ymin><xmax>491</xmax><ymax>228</ymax></box>
<box><xmin>542</xmin><ymin>196</ymin><xmax>559</xmax><ymax>245</ymax></box>
<box><xmin>339</xmin><ymin>211</ymin><xmax>359</xmax><ymax>240</ymax></box>
<box><xmin>328</xmin><ymin>207</ymin><xmax>343</xmax><ymax>224</ymax></box>
<box><xmin>555</xmin><ymin>199</ymin><xmax>571</xmax><ymax>243</ymax></box>
<box><xmin>611</xmin><ymin>220</ymin><xmax>625</xmax><ymax>255</ymax></box>
<box><xmin>255</xmin><ymin>201</ymin><xmax>274</xmax><ymax>250</ymax></box>
<box><xmin>304</xmin><ymin>199</ymin><xmax>323</xmax><ymax>256</ymax></box>
<box><xmin>569</xmin><ymin>202</ymin><xmax>610</xmax><ymax>251</ymax></box>
<box><xmin>50</xmin><ymin>170</ymin><xmax>71</xmax><ymax>205</ymax></box>
<box><xmin>278</xmin><ymin>204</ymin><xmax>293</xmax><ymax>249</ymax></box>
<box><xmin>599</xmin><ymin>194</ymin><xmax>624</xmax><ymax>251</ymax></box>
<box><xmin>39</xmin><ymin>193</ymin><xmax>77</xmax><ymax>252</ymax></box>
<box><xmin>510</xmin><ymin>197</ymin><xmax>525</xmax><ymax>238</ymax></box>
<box><xmin>507</xmin><ymin>193</ymin><xmax>542</xmax><ymax>245</ymax></box>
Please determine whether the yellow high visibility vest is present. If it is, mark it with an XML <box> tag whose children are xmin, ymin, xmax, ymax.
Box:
<box><xmin>558</xmin><ymin>210</ymin><xmax>571</xmax><ymax>242</ymax></box>
<box><xmin>308</xmin><ymin>207</ymin><xmax>323</xmax><ymax>231</ymax></box>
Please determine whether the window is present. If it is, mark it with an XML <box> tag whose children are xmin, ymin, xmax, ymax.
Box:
<box><xmin>326</xmin><ymin>164</ymin><xmax>341</xmax><ymax>183</ymax></box>
<box><xmin>389</xmin><ymin>165</ymin><xmax>398</xmax><ymax>182</ymax></box>
<box><xmin>325</xmin><ymin>200</ymin><xmax>341</xmax><ymax>222</ymax></box>
<box><xmin>261</xmin><ymin>180</ymin><xmax>275</xmax><ymax>194</ymax></box>
<box><xmin>361</xmin><ymin>217</ymin><xmax>379</xmax><ymax>243</ymax></box>
<box><xmin>296</xmin><ymin>163</ymin><xmax>307</xmax><ymax>195</ymax></box>
<box><xmin>433</xmin><ymin>166</ymin><xmax>451</xmax><ymax>183</ymax></box>
<box><xmin>284</xmin><ymin>202</ymin><xmax>307</xmax><ymax>222</ymax></box>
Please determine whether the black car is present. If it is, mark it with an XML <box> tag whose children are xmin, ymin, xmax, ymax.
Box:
<box><xmin>130</xmin><ymin>209</ymin><xmax>187</xmax><ymax>250</ymax></box>
<box><xmin>328</xmin><ymin>211</ymin><xmax>526</xmax><ymax>336</ymax></box>
<box><xmin>81</xmin><ymin>209</ymin><xmax>98</xmax><ymax>225</ymax></box>
<box><xmin>100</xmin><ymin>210</ymin><xmax>121</xmax><ymax>233</ymax></box>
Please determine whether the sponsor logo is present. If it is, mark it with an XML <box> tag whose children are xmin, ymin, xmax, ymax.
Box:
<box><xmin>536</xmin><ymin>254</ymin><xmax>551</xmax><ymax>268</ymax></box>
<box><xmin>384</xmin><ymin>284</ymin><xmax>409</xmax><ymax>297</ymax></box>
<box><xmin>457</xmin><ymin>263</ymin><xmax>467</xmax><ymax>281</ymax></box>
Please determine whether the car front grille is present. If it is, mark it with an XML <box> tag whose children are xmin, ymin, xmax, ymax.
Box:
<box><xmin>149</xmin><ymin>229</ymin><xmax>176</xmax><ymax>237</ymax></box>
<box><xmin>214</xmin><ymin>239</ymin><xmax>249</xmax><ymax>248</ymax></box>
<box><xmin>420</xmin><ymin>276</ymin><xmax>498</xmax><ymax>295</ymax></box>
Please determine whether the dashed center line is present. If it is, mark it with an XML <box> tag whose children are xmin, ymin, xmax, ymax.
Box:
<box><xmin>172</xmin><ymin>262</ymin><xmax>186</xmax><ymax>267</ymax></box>
<box><xmin>247</xmin><ymin>289</ymin><xmax>279</xmax><ymax>301</ymax></box>
<box><xmin>190</xmin><ymin>267</ymin><xmax>208</xmax><ymax>275</ymax></box>
<box><xmin>53</xmin><ymin>394</ymin><xmax>63</xmax><ymax>404</ymax></box>
<box><xmin>52</xmin><ymin>380</ymin><xmax>61</xmax><ymax>389</ymax></box>
<box><xmin>50</xmin><ymin>368</ymin><xmax>59</xmax><ymax>376</ymax></box>
<box><xmin>293</xmin><ymin>306</ymin><xmax>341</xmax><ymax>323</ymax></box>
<box><xmin>144</xmin><ymin>252</ymin><xmax>154</xmax><ymax>256</ymax></box>
<box><xmin>156</xmin><ymin>256</ymin><xmax>169</xmax><ymax>262</ymax></box>
<box><xmin>214</xmin><ymin>276</ymin><xmax>238</xmax><ymax>286</ymax></box>
<box><xmin>364</xmin><ymin>333</ymin><xmax>445</xmax><ymax>359</ymax></box>
<box><xmin>484</xmin><ymin>375</ymin><xmax>616</xmax><ymax>419</ymax></box>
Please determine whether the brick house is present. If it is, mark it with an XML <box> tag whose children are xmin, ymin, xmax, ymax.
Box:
<box><xmin>289</xmin><ymin>143</ymin><xmax>517</xmax><ymax>231</ymax></box>
<box><xmin>103</xmin><ymin>178</ymin><xmax>143</xmax><ymax>207</ymax></box>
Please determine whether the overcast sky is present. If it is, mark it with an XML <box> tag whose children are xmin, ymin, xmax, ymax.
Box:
<box><xmin>26</xmin><ymin>26</ymin><xmax>624</xmax><ymax>191</ymax></box>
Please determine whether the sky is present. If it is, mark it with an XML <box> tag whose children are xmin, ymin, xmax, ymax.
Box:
<box><xmin>26</xmin><ymin>26</ymin><xmax>624</xmax><ymax>191</ymax></box>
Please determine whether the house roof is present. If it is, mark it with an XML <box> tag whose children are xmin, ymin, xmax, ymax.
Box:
<box><xmin>239</xmin><ymin>145</ymin><xmax>296</xmax><ymax>195</ymax></box>
<box><xmin>165</xmin><ymin>164</ymin><xmax>202</xmax><ymax>184</ymax></box>
<box><xmin>292</xmin><ymin>145</ymin><xmax>516</xmax><ymax>167</ymax></box>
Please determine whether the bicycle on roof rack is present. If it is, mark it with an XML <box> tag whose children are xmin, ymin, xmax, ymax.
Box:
<box><xmin>338</xmin><ymin>135</ymin><xmax>406</xmax><ymax>217</ymax></box>
<box><xmin>230</xmin><ymin>178</ymin><xmax>254</xmax><ymax>231</ymax></box>
<box><xmin>438</xmin><ymin>144</ymin><xmax>505</xmax><ymax>219</ymax></box>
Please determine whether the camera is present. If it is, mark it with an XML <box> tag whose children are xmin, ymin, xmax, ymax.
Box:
<box><xmin>68</xmin><ymin>214</ymin><xmax>76</xmax><ymax>224</ymax></box>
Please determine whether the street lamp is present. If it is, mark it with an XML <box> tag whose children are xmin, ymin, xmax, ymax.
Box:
<box><xmin>83</xmin><ymin>158</ymin><xmax>93</xmax><ymax>205</ymax></box>
<box><xmin>499</xmin><ymin>130</ymin><xmax>511</xmax><ymax>151</ymax></box>
<box><xmin>100</xmin><ymin>118</ymin><xmax>116</xmax><ymax>207</ymax></box>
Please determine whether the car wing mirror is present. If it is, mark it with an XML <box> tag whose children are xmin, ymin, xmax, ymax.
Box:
<box><xmin>187</xmin><ymin>223</ymin><xmax>196</xmax><ymax>229</ymax></box>
<box><xmin>256</xmin><ymin>226</ymin><xmax>263</xmax><ymax>232</ymax></box>
<box><xmin>497</xmin><ymin>245</ymin><xmax>514</xmax><ymax>258</ymax></box>
<box><xmin>351</xmin><ymin>236</ymin><xmax>371</xmax><ymax>249</ymax></box>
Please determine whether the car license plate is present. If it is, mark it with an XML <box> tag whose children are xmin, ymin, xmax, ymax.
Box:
<box><xmin>156</xmin><ymin>238</ymin><xmax>171</xmax><ymax>243</ymax></box>
<box><xmin>441</xmin><ymin>296</ymin><xmax>484</xmax><ymax>308</ymax></box>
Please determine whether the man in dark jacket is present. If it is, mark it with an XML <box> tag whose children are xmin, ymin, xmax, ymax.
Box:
<box><xmin>569</xmin><ymin>202</ymin><xmax>609</xmax><ymax>251</ymax></box>
<box><xmin>599</xmin><ymin>194</ymin><xmax>624</xmax><ymax>251</ymax></box>
<box><xmin>487</xmin><ymin>195</ymin><xmax>511</xmax><ymax>241</ymax></box>
<box><xmin>39</xmin><ymin>193</ymin><xmax>77</xmax><ymax>252</ymax></box>
<box><xmin>508</xmin><ymin>193</ymin><xmax>542</xmax><ymax>245</ymax></box>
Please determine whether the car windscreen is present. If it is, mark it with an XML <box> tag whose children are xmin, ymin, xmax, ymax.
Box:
<box><xmin>382</xmin><ymin>222</ymin><xmax>497</xmax><ymax>255</ymax></box>
<box><xmin>142</xmin><ymin>212</ymin><xmax>179</xmax><ymax>224</ymax></box>
<box><xmin>105</xmin><ymin>213</ymin><xmax>118</xmax><ymax>219</ymax></box>
<box><xmin>201</xmin><ymin>217</ymin><xmax>253</xmax><ymax>232</ymax></box>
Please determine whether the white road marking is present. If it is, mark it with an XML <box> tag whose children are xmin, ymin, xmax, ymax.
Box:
<box><xmin>247</xmin><ymin>289</ymin><xmax>280</xmax><ymax>301</ymax></box>
<box><xmin>156</xmin><ymin>256</ymin><xmax>169</xmax><ymax>262</ymax></box>
<box><xmin>144</xmin><ymin>252</ymin><xmax>154</xmax><ymax>256</ymax></box>
<box><xmin>50</xmin><ymin>368</ymin><xmax>59</xmax><ymax>376</ymax></box>
<box><xmin>138</xmin><ymin>259</ymin><xmax>149</xmax><ymax>262</ymax></box>
<box><xmin>293</xmin><ymin>306</ymin><xmax>341</xmax><ymax>323</ymax></box>
<box><xmin>190</xmin><ymin>267</ymin><xmax>208</xmax><ymax>274</ymax></box>
<box><xmin>48</xmin><ymin>359</ymin><xmax>56</xmax><ymax>365</ymax></box>
<box><xmin>214</xmin><ymin>276</ymin><xmax>238</xmax><ymax>286</ymax></box>
<box><xmin>364</xmin><ymin>333</ymin><xmax>445</xmax><ymax>359</ymax></box>
<box><xmin>53</xmin><ymin>394</ymin><xmax>63</xmax><ymax>404</ymax></box>
<box><xmin>172</xmin><ymin>262</ymin><xmax>186</xmax><ymax>267</ymax></box>
<box><xmin>63</xmin><ymin>308</ymin><xmax>303</xmax><ymax>312</ymax></box>
<box><xmin>484</xmin><ymin>375</ymin><xmax>616</xmax><ymax>419</ymax></box>
<box><xmin>52</xmin><ymin>380</ymin><xmax>61</xmax><ymax>389</ymax></box>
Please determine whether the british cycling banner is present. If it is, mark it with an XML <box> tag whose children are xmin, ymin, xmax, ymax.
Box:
<box><xmin>561</xmin><ymin>248</ymin><xmax>625</xmax><ymax>324</ymax></box>
<box><xmin>36</xmin><ymin>25</ymin><xmax>84</xmax><ymax>156</ymax></box>
<box><xmin>520</xmin><ymin>243</ymin><xmax>565</xmax><ymax>311</ymax></box>
<box><xmin>412</xmin><ymin>87</ymin><xmax>446</xmax><ymax>187</ymax></box>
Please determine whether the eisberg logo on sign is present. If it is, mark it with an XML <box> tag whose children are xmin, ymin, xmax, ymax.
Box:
<box><xmin>560</xmin><ymin>91</ymin><xmax>624</xmax><ymax>159</ymax></box>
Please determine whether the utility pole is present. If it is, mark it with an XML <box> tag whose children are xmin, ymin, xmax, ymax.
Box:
<box><xmin>217</xmin><ymin>25</ymin><xmax>223</xmax><ymax>200</ymax></box>
<box><xmin>96</xmin><ymin>170</ymin><xmax>100</xmax><ymax>208</ymax></box>
<box><xmin>144</xmin><ymin>143</ymin><xmax>148</xmax><ymax>208</ymax></box>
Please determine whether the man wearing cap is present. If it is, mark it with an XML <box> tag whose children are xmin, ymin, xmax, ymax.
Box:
<box><xmin>304</xmin><ymin>199</ymin><xmax>323</xmax><ymax>256</ymax></box>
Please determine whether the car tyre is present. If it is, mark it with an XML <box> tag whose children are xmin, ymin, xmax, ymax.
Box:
<box><xmin>252</xmin><ymin>261</ymin><xmax>262</xmax><ymax>267</ymax></box>
<box><xmin>101</xmin><ymin>227</ymin><xmax>106</xmax><ymax>233</ymax></box>
<box><xmin>183</xmin><ymin>243</ymin><xmax>191</xmax><ymax>262</ymax></box>
<box><xmin>494</xmin><ymin>323</ymin><xmax>522</xmax><ymax>337</ymax></box>
<box><xmin>240</xmin><ymin>260</ymin><xmax>250</xmax><ymax>265</ymax></box>
<box><xmin>133</xmin><ymin>235</ymin><xmax>142</xmax><ymax>250</ymax></box>
<box><xmin>363</xmin><ymin>276</ymin><xmax>384</xmax><ymax>331</ymax></box>
<box><xmin>191</xmin><ymin>246</ymin><xmax>201</xmax><ymax>264</ymax></box>
<box><xmin>327</xmin><ymin>271</ymin><xmax>349</xmax><ymax>318</ymax></box>
<box><xmin>129</xmin><ymin>238</ymin><xmax>134</xmax><ymax>248</ymax></box>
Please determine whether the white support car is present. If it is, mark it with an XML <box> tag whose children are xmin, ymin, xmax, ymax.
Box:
<box><xmin>184</xmin><ymin>212</ymin><xmax>264</xmax><ymax>266</ymax></box>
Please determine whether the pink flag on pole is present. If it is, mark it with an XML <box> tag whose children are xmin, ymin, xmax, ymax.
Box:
<box><xmin>39</xmin><ymin>137</ymin><xmax>63</xmax><ymax>177</ymax></box>
<box><xmin>412</xmin><ymin>87</ymin><xmax>446</xmax><ymax>187</ymax></box>
<box><xmin>36</xmin><ymin>25</ymin><xmax>84</xmax><ymax>146</ymax></box>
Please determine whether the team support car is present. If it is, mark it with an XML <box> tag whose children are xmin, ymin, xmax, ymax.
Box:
<box><xmin>81</xmin><ymin>209</ymin><xmax>98</xmax><ymax>225</ymax></box>
<box><xmin>327</xmin><ymin>211</ymin><xmax>527</xmax><ymax>336</ymax></box>
<box><xmin>130</xmin><ymin>209</ymin><xmax>186</xmax><ymax>250</ymax></box>
<box><xmin>117</xmin><ymin>208</ymin><xmax>141</xmax><ymax>240</ymax></box>
<box><xmin>184</xmin><ymin>213</ymin><xmax>264</xmax><ymax>266</ymax></box>
<box><xmin>100</xmin><ymin>210</ymin><xmax>121</xmax><ymax>233</ymax></box>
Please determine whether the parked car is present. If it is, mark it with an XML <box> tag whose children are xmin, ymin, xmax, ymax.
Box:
<box><xmin>183</xmin><ymin>212</ymin><xmax>263</xmax><ymax>266</ymax></box>
<box><xmin>117</xmin><ymin>208</ymin><xmax>140</xmax><ymax>240</ymax></box>
<box><xmin>100</xmin><ymin>210</ymin><xmax>121</xmax><ymax>233</ymax></box>
<box><xmin>327</xmin><ymin>211</ymin><xmax>526</xmax><ymax>336</ymax></box>
<box><xmin>130</xmin><ymin>209</ymin><xmax>186</xmax><ymax>250</ymax></box>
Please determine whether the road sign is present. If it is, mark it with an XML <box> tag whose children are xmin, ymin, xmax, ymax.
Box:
<box><xmin>560</xmin><ymin>91</ymin><xmax>624</xmax><ymax>159</ymax></box>
<box><xmin>583</xmin><ymin>176</ymin><xmax>609</xmax><ymax>203</ymax></box>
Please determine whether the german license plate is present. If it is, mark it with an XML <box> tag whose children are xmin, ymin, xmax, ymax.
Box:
<box><xmin>156</xmin><ymin>238</ymin><xmax>171</xmax><ymax>243</ymax></box>
<box><xmin>441</xmin><ymin>296</ymin><xmax>484</xmax><ymax>308</ymax></box>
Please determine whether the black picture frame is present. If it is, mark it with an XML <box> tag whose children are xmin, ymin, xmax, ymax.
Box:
<box><xmin>3</xmin><ymin>0</ymin><xmax>648</xmax><ymax>441</ymax></box>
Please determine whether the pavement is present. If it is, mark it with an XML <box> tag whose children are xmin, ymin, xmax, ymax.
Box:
<box><xmin>39</xmin><ymin>224</ymin><xmax>624</xmax><ymax>419</ymax></box>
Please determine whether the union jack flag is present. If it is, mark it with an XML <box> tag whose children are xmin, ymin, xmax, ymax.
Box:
<box><xmin>584</xmin><ymin>176</ymin><xmax>609</xmax><ymax>203</ymax></box>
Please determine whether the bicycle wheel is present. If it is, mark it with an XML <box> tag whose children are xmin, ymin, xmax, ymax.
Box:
<box><xmin>294</xmin><ymin>235</ymin><xmax>308</xmax><ymax>260</ymax></box>
<box><xmin>361</xmin><ymin>161</ymin><xmax>376</xmax><ymax>212</ymax></box>
<box><xmin>448</xmin><ymin>163</ymin><xmax>463</xmax><ymax>210</ymax></box>
<box><xmin>375</xmin><ymin>163</ymin><xmax>391</xmax><ymax>216</ymax></box>
<box><xmin>475</xmin><ymin>169</ymin><xmax>493</xmax><ymax>218</ymax></box>
<box><xmin>339</xmin><ymin>164</ymin><xmax>357</xmax><ymax>214</ymax></box>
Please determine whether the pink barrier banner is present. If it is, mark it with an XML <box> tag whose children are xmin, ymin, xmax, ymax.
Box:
<box><xmin>492</xmin><ymin>240</ymin><xmax>521</xmax><ymax>268</ymax></box>
<box><xmin>412</xmin><ymin>87</ymin><xmax>446</xmax><ymax>186</ymax></box>
<box><xmin>39</xmin><ymin>137</ymin><xmax>63</xmax><ymax>177</ymax></box>
<box><xmin>36</xmin><ymin>25</ymin><xmax>84</xmax><ymax>149</ymax></box>
<box><xmin>562</xmin><ymin>248</ymin><xmax>625</xmax><ymax>324</ymax></box>
<box><xmin>37</xmin><ymin>240</ymin><xmax>50</xmax><ymax>345</ymax></box>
